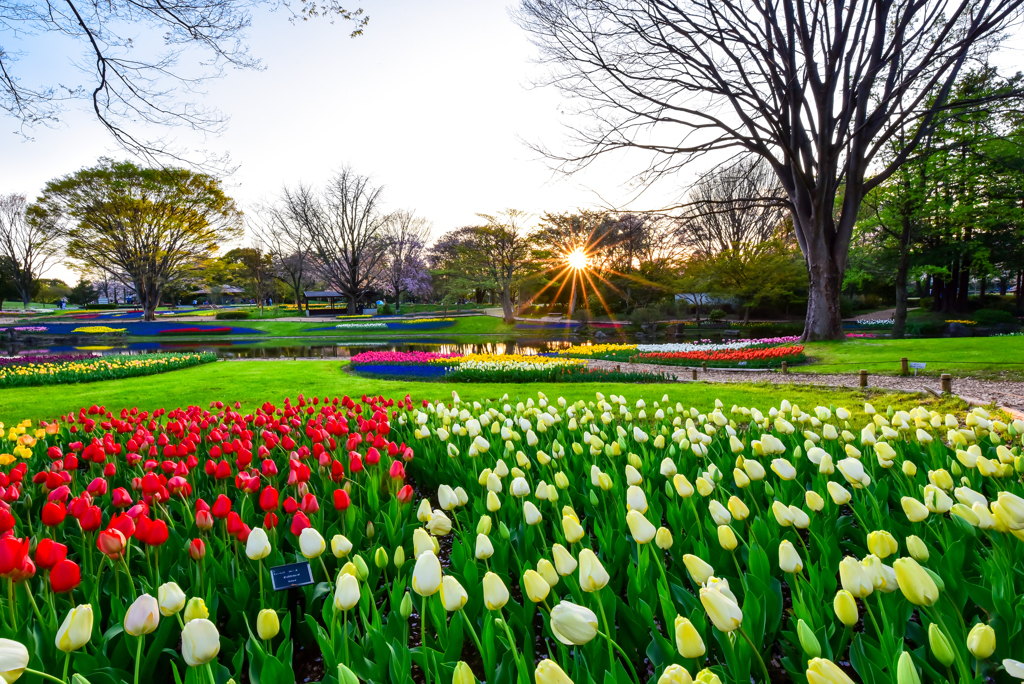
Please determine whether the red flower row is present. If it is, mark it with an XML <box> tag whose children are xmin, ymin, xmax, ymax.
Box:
<box><xmin>637</xmin><ymin>345</ymin><xmax>805</xmax><ymax>362</ymax></box>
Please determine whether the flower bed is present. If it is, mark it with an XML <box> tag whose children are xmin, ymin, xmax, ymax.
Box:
<box><xmin>0</xmin><ymin>351</ymin><xmax>216</xmax><ymax>388</ymax></box>
<box><xmin>349</xmin><ymin>351</ymin><xmax>464</xmax><ymax>365</ymax></box>
<box><xmin>0</xmin><ymin>393</ymin><xmax>1021</xmax><ymax>684</ymax></box>
<box><xmin>158</xmin><ymin>327</ymin><xmax>234</xmax><ymax>335</ymax></box>
<box><xmin>0</xmin><ymin>326</ymin><xmax>48</xmax><ymax>332</ymax></box>
<box><xmin>71</xmin><ymin>326</ymin><xmax>127</xmax><ymax>334</ymax></box>
<box><xmin>0</xmin><ymin>353</ymin><xmax>96</xmax><ymax>368</ymax></box>
<box><xmin>350</xmin><ymin>352</ymin><xmax>667</xmax><ymax>382</ymax></box>
<box><xmin>559</xmin><ymin>337</ymin><xmax>803</xmax><ymax>364</ymax></box>
<box><xmin>385</xmin><ymin>318</ymin><xmax>457</xmax><ymax>330</ymax></box>
<box><xmin>636</xmin><ymin>345</ymin><xmax>805</xmax><ymax>368</ymax></box>
<box><xmin>335</xmin><ymin>322</ymin><xmax>389</xmax><ymax>330</ymax></box>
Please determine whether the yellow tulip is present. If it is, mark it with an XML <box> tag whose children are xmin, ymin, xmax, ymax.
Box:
<box><xmin>523</xmin><ymin>569</ymin><xmax>550</xmax><ymax>603</ymax></box>
<box><xmin>833</xmin><ymin>590</ymin><xmax>858</xmax><ymax>627</ymax></box>
<box><xmin>257</xmin><ymin>609</ymin><xmax>280</xmax><ymax>640</ymax></box>
<box><xmin>778</xmin><ymin>540</ymin><xmax>803</xmax><ymax>574</ymax></box>
<box><xmin>475</xmin><ymin>533</ymin><xmax>494</xmax><ymax>560</ymax></box>
<box><xmin>901</xmin><ymin>497</ymin><xmax>930</xmax><ymax>522</ymax></box>
<box><xmin>896</xmin><ymin>651</ymin><xmax>921</xmax><ymax>684</ymax></box>
<box><xmin>700</xmin><ymin>582</ymin><xmax>743</xmax><ymax>632</ymax></box>
<box><xmin>659</xmin><ymin>664</ymin><xmax>694</xmax><ymax>684</ymax></box>
<box><xmin>893</xmin><ymin>557</ymin><xmax>940</xmax><ymax>606</ymax></box>
<box><xmin>906</xmin><ymin>535</ymin><xmax>929</xmax><ymax>562</ymax></box>
<box><xmin>0</xmin><ymin>638</ymin><xmax>28</xmax><ymax>682</ymax></box>
<box><xmin>827</xmin><ymin>482</ymin><xmax>852</xmax><ymax>505</ymax></box>
<box><xmin>483</xmin><ymin>572</ymin><xmax>509</xmax><ymax>610</ymax></box>
<box><xmin>453</xmin><ymin>661</ymin><xmax>476</xmax><ymax>684</ymax></box>
<box><xmin>695</xmin><ymin>668</ymin><xmax>722</xmax><ymax>684</ymax></box>
<box><xmin>331</xmin><ymin>534</ymin><xmax>353</xmax><ymax>558</ymax></box>
<box><xmin>562</xmin><ymin>516</ymin><xmax>584</xmax><ymax>543</ymax></box>
<box><xmin>806</xmin><ymin>657</ymin><xmax>856</xmax><ymax>684</ymax></box>
<box><xmin>674</xmin><ymin>616</ymin><xmax>705</xmax><ymax>658</ymax></box>
<box><xmin>683</xmin><ymin>554</ymin><xmax>715</xmax><ymax>584</ymax></box>
<box><xmin>441</xmin><ymin>576</ymin><xmax>468</xmax><ymax>612</ymax></box>
<box><xmin>626</xmin><ymin>510</ymin><xmax>657</xmax><ymax>544</ymax></box>
<box><xmin>535</xmin><ymin>659</ymin><xmax>574</xmax><ymax>684</ymax></box>
<box><xmin>866</xmin><ymin>531</ymin><xmax>898</xmax><ymax>559</ymax></box>
<box><xmin>56</xmin><ymin>604</ymin><xmax>93</xmax><ymax>652</ymax></box>
<box><xmin>655</xmin><ymin>527</ymin><xmax>674</xmax><ymax>550</ymax></box>
<box><xmin>578</xmin><ymin>549</ymin><xmax>609</xmax><ymax>592</ymax></box>
<box><xmin>334</xmin><ymin>574</ymin><xmax>360</xmax><ymax>611</ymax></box>
<box><xmin>717</xmin><ymin>525</ymin><xmax>738</xmax><ymax>551</ymax></box>
<box><xmin>183</xmin><ymin>597</ymin><xmax>208</xmax><ymax>624</ymax></box>
<box><xmin>967</xmin><ymin>622</ymin><xmax>996</xmax><ymax>659</ymax></box>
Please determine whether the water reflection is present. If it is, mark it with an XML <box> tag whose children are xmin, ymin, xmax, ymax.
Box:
<box><xmin>5</xmin><ymin>337</ymin><xmax>591</xmax><ymax>359</ymax></box>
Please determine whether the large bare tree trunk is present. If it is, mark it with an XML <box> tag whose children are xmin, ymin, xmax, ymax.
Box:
<box><xmin>798</xmin><ymin>214</ymin><xmax>846</xmax><ymax>341</ymax></box>
<box><xmin>892</xmin><ymin>216</ymin><xmax>913</xmax><ymax>339</ymax></box>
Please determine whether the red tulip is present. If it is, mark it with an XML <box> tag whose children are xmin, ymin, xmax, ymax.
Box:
<box><xmin>0</xmin><ymin>537</ymin><xmax>29</xmax><ymax>577</ymax></box>
<box><xmin>300</xmin><ymin>493</ymin><xmax>319</xmax><ymax>514</ymax></box>
<box><xmin>290</xmin><ymin>511</ymin><xmax>311</xmax><ymax>536</ymax></box>
<box><xmin>259</xmin><ymin>486</ymin><xmax>279</xmax><ymax>512</ymax></box>
<box><xmin>389</xmin><ymin>461</ymin><xmax>405</xmax><ymax>480</ymax></box>
<box><xmin>135</xmin><ymin>516</ymin><xmax>154</xmax><ymax>544</ymax></box>
<box><xmin>330</xmin><ymin>460</ymin><xmax>345</xmax><ymax>483</ymax></box>
<box><xmin>146</xmin><ymin>519</ymin><xmax>168</xmax><ymax>546</ymax></box>
<box><xmin>41</xmin><ymin>501</ymin><xmax>66</xmax><ymax>527</ymax></box>
<box><xmin>189</xmin><ymin>538</ymin><xmax>206</xmax><ymax>561</ymax></box>
<box><xmin>264</xmin><ymin>512</ymin><xmax>278</xmax><ymax>529</ymax></box>
<box><xmin>282</xmin><ymin>496</ymin><xmax>298</xmax><ymax>515</ymax></box>
<box><xmin>261</xmin><ymin>459</ymin><xmax>278</xmax><ymax>477</ymax></box>
<box><xmin>397</xmin><ymin>484</ymin><xmax>414</xmax><ymax>504</ymax></box>
<box><xmin>112</xmin><ymin>488</ymin><xmax>133</xmax><ymax>508</ymax></box>
<box><xmin>11</xmin><ymin>556</ymin><xmax>35</xmax><ymax>582</ymax></box>
<box><xmin>34</xmin><ymin>539</ymin><xmax>68</xmax><ymax>570</ymax></box>
<box><xmin>211</xmin><ymin>494</ymin><xmax>231</xmax><ymax>519</ymax></box>
<box><xmin>333</xmin><ymin>489</ymin><xmax>351</xmax><ymax>511</ymax></box>
<box><xmin>0</xmin><ymin>509</ymin><xmax>14</xmax><ymax>534</ymax></box>
<box><xmin>86</xmin><ymin>477</ymin><xmax>108</xmax><ymax>496</ymax></box>
<box><xmin>237</xmin><ymin>524</ymin><xmax>252</xmax><ymax>543</ymax></box>
<box><xmin>195</xmin><ymin>498</ymin><xmax>210</xmax><ymax>512</ymax></box>
<box><xmin>349</xmin><ymin>453</ymin><xmax>363</xmax><ymax>474</ymax></box>
<box><xmin>80</xmin><ymin>506</ymin><xmax>103</xmax><ymax>532</ymax></box>
<box><xmin>195</xmin><ymin>509</ymin><xmax>214</xmax><ymax>531</ymax></box>
<box><xmin>109</xmin><ymin>513</ymin><xmax>135</xmax><ymax>539</ymax></box>
<box><xmin>97</xmin><ymin>528</ymin><xmax>126</xmax><ymax>558</ymax></box>
<box><xmin>226</xmin><ymin>511</ymin><xmax>244</xmax><ymax>537</ymax></box>
<box><xmin>215</xmin><ymin>461</ymin><xmax>232</xmax><ymax>480</ymax></box>
<box><xmin>50</xmin><ymin>559</ymin><xmax>81</xmax><ymax>593</ymax></box>
<box><xmin>365</xmin><ymin>447</ymin><xmax>381</xmax><ymax>465</ymax></box>
<box><xmin>47</xmin><ymin>484</ymin><xmax>71</xmax><ymax>503</ymax></box>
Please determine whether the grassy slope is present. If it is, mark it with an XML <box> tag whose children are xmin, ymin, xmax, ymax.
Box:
<box><xmin>798</xmin><ymin>337</ymin><xmax>1024</xmax><ymax>378</ymax></box>
<box><xmin>0</xmin><ymin>359</ymin><xmax>967</xmax><ymax>424</ymax></box>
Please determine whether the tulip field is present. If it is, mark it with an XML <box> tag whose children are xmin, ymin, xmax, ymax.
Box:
<box><xmin>0</xmin><ymin>353</ymin><xmax>217</xmax><ymax>389</ymax></box>
<box><xmin>0</xmin><ymin>389</ymin><xmax>1023</xmax><ymax>684</ymax></box>
<box><xmin>349</xmin><ymin>353</ymin><xmax>667</xmax><ymax>383</ymax></box>
<box><xmin>557</xmin><ymin>339</ymin><xmax>806</xmax><ymax>369</ymax></box>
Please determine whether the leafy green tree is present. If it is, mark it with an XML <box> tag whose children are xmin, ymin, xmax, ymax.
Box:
<box><xmin>68</xmin><ymin>279</ymin><xmax>98</xmax><ymax>306</ymax></box>
<box><xmin>30</xmin><ymin>159</ymin><xmax>242</xmax><ymax>320</ymax></box>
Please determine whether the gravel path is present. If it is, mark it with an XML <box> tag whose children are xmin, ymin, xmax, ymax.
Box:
<box><xmin>586</xmin><ymin>359</ymin><xmax>1024</xmax><ymax>415</ymax></box>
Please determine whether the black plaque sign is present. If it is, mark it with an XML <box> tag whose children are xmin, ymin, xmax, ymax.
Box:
<box><xmin>269</xmin><ymin>561</ymin><xmax>314</xmax><ymax>591</ymax></box>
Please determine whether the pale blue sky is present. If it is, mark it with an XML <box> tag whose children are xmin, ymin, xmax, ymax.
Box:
<box><xmin>1</xmin><ymin>0</ymin><xmax>663</xmax><ymax>283</ymax></box>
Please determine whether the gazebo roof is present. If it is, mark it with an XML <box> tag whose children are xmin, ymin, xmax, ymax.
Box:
<box><xmin>303</xmin><ymin>290</ymin><xmax>344</xmax><ymax>298</ymax></box>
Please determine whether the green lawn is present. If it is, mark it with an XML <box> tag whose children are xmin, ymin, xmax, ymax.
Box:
<box><xmin>799</xmin><ymin>337</ymin><xmax>1024</xmax><ymax>379</ymax></box>
<box><xmin>0</xmin><ymin>359</ymin><xmax>968</xmax><ymax>424</ymax></box>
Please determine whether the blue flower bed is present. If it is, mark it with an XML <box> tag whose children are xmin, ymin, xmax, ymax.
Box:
<box><xmin>23</xmin><ymin>322</ymin><xmax>265</xmax><ymax>335</ymax></box>
<box><xmin>515</xmin><ymin>322</ymin><xmax>580</xmax><ymax>330</ymax></box>
<box><xmin>384</xmin><ymin>321</ymin><xmax>456</xmax><ymax>330</ymax></box>
<box><xmin>350</xmin><ymin>364</ymin><xmax>450</xmax><ymax>378</ymax></box>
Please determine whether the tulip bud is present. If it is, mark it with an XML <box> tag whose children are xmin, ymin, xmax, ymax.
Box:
<box><xmin>833</xmin><ymin>590</ymin><xmax>858</xmax><ymax>627</ymax></box>
<box><xmin>535</xmin><ymin>659</ymin><xmax>573</xmax><ymax>684</ymax></box>
<box><xmin>257</xmin><ymin>609</ymin><xmax>280</xmax><ymax>640</ymax></box>
<box><xmin>158</xmin><ymin>582</ymin><xmax>186</xmax><ymax>616</ymax></box>
<box><xmin>905</xmin><ymin>535</ymin><xmax>929</xmax><ymax>562</ymax></box>
<box><xmin>498</xmin><ymin>522</ymin><xmax>510</xmax><ymax>540</ymax></box>
<box><xmin>337</xmin><ymin>664</ymin><xmax>360</xmax><ymax>684</ymax></box>
<box><xmin>399</xmin><ymin>592</ymin><xmax>413</xmax><ymax>619</ymax></box>
<box><xmin>483</xmin><ymin>572</ymin><xmax>509</xmax><ymax>610</ymax></box>
<box><xmin>893</xmin><ymin>557</ymin><xmax>940</xmax><ymax>606</ymax></box>
<box><xmin>365</xmin><ymin>521</ymin><xmax>375</xmax><ymax>539</ymax></box>
<box><xmin>717</xmin><ymin>525</ymin><xmax>738</xmax><ymax>551</ymax></box>
<box><xmin>353</xmin><ymin>555</ymin><xmax>369</xmax><ymax>581</ymax></box>
<box><xmin>549</xmin><ymin>601</ymin><xmax>598</xmax><ymax>646</ymax></box>
<box><xmin>967</xmin><ymin>622</ymin><xmax>996</xmax><ymax>659</ymax></box>
<box><xmin>184</xmin><ymin>597</ymin><xmax>209</xmax><ymax>624</ymax></box>
<box><xmin>655</xmin><ymin>527</ymin><xmax>673</xmax><ymax>550</ymax></box>
<box><xmin>806</xmin><ymin>659</ymin><xmax>854</xmax><ymax>684</ymax></box>
<box><xmin>523</xmin><ymin>569</ymin><xmax>550</xmax><ymax>603</ymax></box>
<box><xmin>393</xmin><ymin>546</ymin><xmax>406</xmax><ymax>569</ymax></box>
<box><xmin>797</xmin><ymin>619</ymin><xmax>821</xmax><ymax>658</ymax></box>
<box><xmin>674</xmin><ymin>616</ymin><xmax>705</xmax><ymax>658</ymax></box>
<box><xmin>453</xmin><ymin>661</ymin><xmax>476</xmax><ymax>684</ymax></box>
<box><xmin>896</xmin><ymin>651</ymin><xmax>921</xmax><ymax>684</ymax></box>
<box><xmin>926</xmin><ymin>623</ymin><xmax>955</xmax><ymax>666</ymax></box>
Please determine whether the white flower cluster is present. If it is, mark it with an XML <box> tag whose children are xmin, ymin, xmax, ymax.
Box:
<box><xmin>334</xmin><ymin>322</ymin><xmax>388</xmax><ymax>330</ymax></box>
<box><xmin>454</xmin><ymin>358</ymin><xmax>586</xmax><ymax>373</ymax></box>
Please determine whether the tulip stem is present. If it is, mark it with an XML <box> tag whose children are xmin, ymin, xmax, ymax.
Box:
<box><xmin>24</xmin><ymin>668</ymin><xmax>65</xmax><ymax>684</ymax></box>
<box><xmin>459</xmin><ymin>609</ymin><xmax>486</xmax><ymax>675</ymax></box>
<box><xmin>22</xmin><ymin>582</ymin><xmax>46</xmax><ymax>626</ymax></box>
<box><xmin>258</xmin><ymin>559</ymin><xmax>265</xmax><ymax>610</ymax></box>
<box><xmin>343</xmin><ymin>609</ymin><xmax>350</xmax><ymax>665</ymax></box>
<box><xmin>121</xmin><ymin>557</ymin><xmax>137</xmax><ymax>600</ymax></box>
<box><xmin>596</xmin><ymin>630</ymin><xmax>641</xmax><ymax>684</ymax></box>
<box><xmin>595</xmin><ymin>591</ymin><xmax>616</xmax><ymax>676</ymax></box>
<box><xmin>738</xmin><ymin>626</ymin><xmax>772</xmax><ymax>684</ymax></box>
<box><xmin>134</xmin><ymin>634</ymin><xmax>144</xmax><ymax>684</ymax></box>
<box><xmin>928</xmin><ymin>608</ymin><xmax>971</xmax><ymax>684</ymax></box>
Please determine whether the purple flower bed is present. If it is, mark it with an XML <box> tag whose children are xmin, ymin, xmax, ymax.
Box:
<box><xmin>350</xmin><ymin>364</ymin><xmax>451</xmax><ymax>378</ymax></box>
<box><xmin>0</xmin><ymin>353</ymin><xmax>97</xmax><ymax>367</ymax></box>
<box><xmin>0</xmin><ymin>326</ymin><xmax>49</xmax><ymax>332</ymax></box>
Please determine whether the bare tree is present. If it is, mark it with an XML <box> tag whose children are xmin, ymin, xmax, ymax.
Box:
<box><xmin>1</xmin><ymin>0</ymin><xmax>367</xmax><ymax>166</ymax></box>
<box><xmin>297</xmin><ymin>167</ymin><xmax>393</xmax><ymax>314</ymax></box>
<box><xmin>250</xmin><ymin>198</ymin><xmax>315</xmax><ymax>309</ymax></box>
<box><xmin>0</xmin><ymin>193</ymin><xmax>62</xmax><ymax>308</ymax></box>
<box><xmin>517</xmin><ymin>0</ymin><xmax>1023</xmax><ymax>339</ymax></box>
<box><xmin>381</xmin><ymin>209</ymin><xmax>432</xmax><ymax>312</ymax></box>
<box><xmin>684</xmin><ymin>158</ymin><xmax>790</xmax><ymax>258</ymax></box>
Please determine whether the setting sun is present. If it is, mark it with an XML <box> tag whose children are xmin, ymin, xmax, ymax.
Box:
<box><xmin>566</xmin><ymin>249</ymin><xmax>589</xmax><ymax>271</ymax></box>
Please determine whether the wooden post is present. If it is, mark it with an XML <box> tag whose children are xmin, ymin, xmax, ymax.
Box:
<box><xmin>781</xmin><ymin>361</ymin><xmax>788</xmax><ymax>374</ymax></box>
<box><xmin>941</xmin><ymin>374</ymin><xmax>952</xmax><ymax>394</ymax></box>
<box><xmin>615</xmin><ymin>365</ymin><xmax>620</xmax><ymax>372</ymax></box>
<box><xmin>901</xmin><ymin>357</ymin><xmax>909</xmax><ymax>375</ymax></box>
<box><xmin>691</xmin><ymin>368</ymin><xmax>698</xmax><ymax>380</ymax></box>
<box><xmin>859</xmin><ymin>370</ymin><xmax>868</xmax><ymax>387</ymax></box>
<box><xmin>702</xmin><ymin>361</ymin><xmax>707</xmax><ymax>373</ymax></box>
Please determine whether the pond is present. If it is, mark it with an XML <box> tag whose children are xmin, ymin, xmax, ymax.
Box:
<box><xmin>3</xmin><ymin>337</ymin><xmax>591</xmax><ymax>359</ymax></box>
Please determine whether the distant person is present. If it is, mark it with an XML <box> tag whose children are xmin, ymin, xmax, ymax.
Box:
<box><xmin>192</xmin><ymin>299</ymin><xmax>197</xmax><ymax>306</ymax></box>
